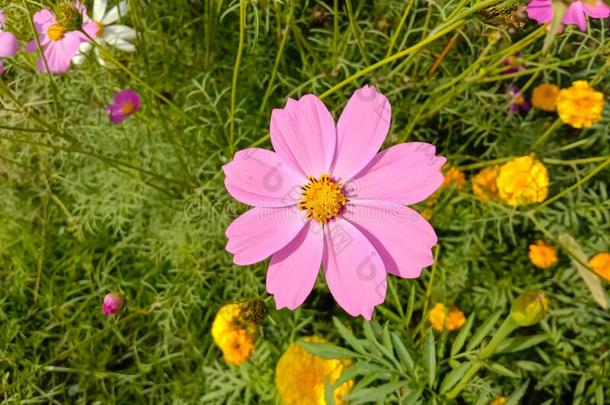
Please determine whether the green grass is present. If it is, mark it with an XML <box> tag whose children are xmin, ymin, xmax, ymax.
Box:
<box><xmin>1</xmin><ymin>0</ymin><xmax>610</xmax><ymax>403</ymax></box>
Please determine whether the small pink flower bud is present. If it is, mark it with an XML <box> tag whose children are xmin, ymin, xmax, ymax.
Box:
<box><xmin>102</xmin><ymin>293</ymin><xmax>125</xmax><ymax>316</ymax></box>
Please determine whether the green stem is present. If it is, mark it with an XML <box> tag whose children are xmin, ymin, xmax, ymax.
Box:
<box><xmin>257</xmin><ymin>5</ymin><xmax>292</xmax><ymax>122</ymax></box>
<box><xmin>386</xmin><ymin>0</ymin><xmax>414</xmax><ymax>58</ymax></box>
<box><xmin>229</xmin><ymin>0</ymin><xmax>247</xmax><ymax>154</ymax></box>
<box><xmin>531</xmin><ymin>119</ymin><xmax>563</xmax><ymax>150</ymax></box>
<box><xmin>446</xmin><ymin>317</ymin><xmax>519</xmax><ymax>399</ymax></box>
<box><xmin>534</xmin><ymin>156</ymin><xmax>610</xmax><ymax>211</ymax></box>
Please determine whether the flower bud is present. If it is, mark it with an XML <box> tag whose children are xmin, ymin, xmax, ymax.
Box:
<box><xmin>510</xmin><ymin>291</ymin><xmax>548</xmax><ymax>326</ymax></box>
<box><xmin>102</xmin><ymin>293</ymin><xmax>125</xmax><ymax>316</ymax></box>
<box><xmin>54</xmin><ymin>1</ymin><xmax>83</xmax><ymax>31</ymax></box>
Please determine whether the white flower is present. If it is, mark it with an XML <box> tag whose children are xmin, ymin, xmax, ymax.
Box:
<box><xmin>73</xmin><ymin>0</ymin><xmax>136</xmax><ymax>66</ymax></box>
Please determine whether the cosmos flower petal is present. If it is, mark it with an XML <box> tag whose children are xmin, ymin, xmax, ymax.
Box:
<box><xmin>332</xmin><ymin>85</ymin><xmax>391</xmax><ymax>181</ymax></box>
<box><xmin>104</xmin><ymin>24</ymin><xmax>136</xmax><ymax>41</ymax></box>
<box><xmin>102</xmin><ymin>1</ymin><xmax>129</xmax><ymax>25</ymax></box>
<box><xmin>526</xmin><ymin>0</ymin><xmax>554</xmax><ymax>23</ymax></box>
<box><xmin>270</xmin><ymin>94</ymin><xmax>336</xmax><ymax>177</ymax></box>
<box><xmin>106</xmin><ymin>37</ymin><xmax>135</xmax><ymax>52</ymax></box>
<box><xmin>26</xmin><ymin>40</ymin><xmax>38</xmax><ymax>53</ymax></box>
<box><xmin>93</xmin><ymin>0</ymin><xmax>109</xmax><ymax>21</ymax></box>
<box><xmin>0</xmin><ymin>31</ymin><xmax>18</xmax><ymax>58</ymax></box>
<box><xmin>349</xmin><ymin>142</ymin><xmax>446</xmax><ymax>205</ymax></box>
<box><xmin>322</xmin><ymin>218</ymin><xmax>386</xmax><ymax>319</ymax></box>
<box><xmin>223</xmin><ymin>148</ymin><xmax>306</xmax><ymax>207</ymax></box>
<box><xmin>563</xmin><ymin>2</ymin><xmax>587</xmax><ymax>31</ymax></box>
<box><xmin>343</xmin><ymin>202</ymin><xmax>436</xmax><ymax>278</ymax></box>
<box><xmin>32</xmin><ymin>9</ymin><xmax>55</xmax><ymax>32</ymax></box>
<box><xmin>226</xmin><ymin>206</ymin><xmax>307</xmax><ymax>266</ymax></box>
<box><xmin>583</xmin><ymin>1</ymin><xmax>610</xmax><ymax>18</ymax></box>
<box><xmin>267</xmin><ymin>221</ymin><xmax>324</xmax><ymax>310</ymax></box>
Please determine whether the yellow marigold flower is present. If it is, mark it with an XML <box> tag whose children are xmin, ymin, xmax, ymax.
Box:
<box><xmin>490</xmin><ymin>397</ymin><xmax>508</xmax><ymax>405</ymax></box>
<box><xmin>532</xmin><ymin>83</ymin><xmax>560</xmax><ymax>111</ymax></box>
<box><xmin>441</xmin><ymin>166</ymin><xmax>466</xmax><ymax>191</ymax></box>
<box><xmin>429</xmin><ymin>303</ymin><xmax>466</xmax><ymax>332</ymax></box>
<box><xmin>472</xmin><ymin>165</ymin><xmax>500</xmax><ymax>202</ymax></box>
<box><xmin>211</xmin><ymin>303</ymin><xmax>256</xmax><ymax>365</ymax></box>
<box><xmin>556</xmin><ymin>81</ymin><xmax>604</xmax><ymax>128</ymax></box>
<box><xmin>588</xmin><ymin>253</ymin><xmax>610</xmax><ymax>281</ymax></box>
<box><xmin>275</xmin><ymin>337</ymin><xmax>353</xmax><ymax>405</ymax></box>
<box><xmin>529</xmin><ymin>240</ymin><xmax>557</xmax><ymax>269</ymax></box>
<box><xmin>497</xmin><ymin>155</ymin><xmax>549</xmax><ymax>206</ymax></box>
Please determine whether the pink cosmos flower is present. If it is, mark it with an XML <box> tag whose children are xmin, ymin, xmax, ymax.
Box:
<box><xmin>102</xmin><ymin>292</ymin><xmax>125</xmax><ymax>316</ymax></box>
<box><xmin>223</xmin><ymin>86</ymin><xmax>446</xmax><ymax>319</ymax></box>
<box><xmin>25</xmin><ymin>4</ymin><xmax>97</xmax><ymax>74</ymax></box>
<box><xmin>0</xmin><ymin>10</ymin><xmax>18</xmax><ymax>75</ymax></box>
<box><xmin>106</xmin><ymin>88</ymin><xmax>141</xmax><ymax>124</ymax></box>
<box><xmin>526</xmin><ymin>0</ymin><xmax>610</xmax><ymax>31</ymax></box>
<box><xmin>508</xmin><ymin>85</ymin><xmax>531</xmax><ymax>113</ymax></box>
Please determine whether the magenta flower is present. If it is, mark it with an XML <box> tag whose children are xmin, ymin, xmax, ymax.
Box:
<box><xmin>508</xmin><ymin>85</ymin><xmax>531</xmax><ymax>113</ymax></box>
<box><xmin>0</xmin><ymin>10</ymin><xmax>18</xmax><ymax>75</ymax></box>
<box><xmin>526</xmin><ymin>0</ymin><xmax>610</xmax><ymax>31</ymax></box>
<box><xmin>102</xmin><ymin>292</ymin><xmax>125</xmax><ymax>316</ymax></box>
<box><xmin>25</xmin><ymin>4</ymin><xmax>97</xmax><ymax>74</ymax></box>
<box><xmin>502</xmin><ymin>54</ymin><xmax>525</xmax><ymax>75</ymax></box>
<box><xmin>223</xmin><ymin>86</ymin><xmax>445</xmax><ymax>319</ymax></box>
<box><xmin>106</xmin><ymin>88</ymin><xmax>141</xmax><ymax>124</ymax></box>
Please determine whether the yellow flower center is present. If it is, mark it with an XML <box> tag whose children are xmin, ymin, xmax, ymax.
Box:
<box><xmin>121</xmin><ymin>102</ymin><xmax>136</xmax><ymax>115</ymax></box>
<box><xmin>47</xmin><ymin>24</ymin><xmax>66</xmax><ymax>41</ymax></box>
<box><xmin>95</xmin><ymin>20</ymin><xmax>104</xmax><ymax>36</ymax></box>
<box><xmin>298</xmin><ymin>174</ymin><xmax>347</xmax><ymax>223</ymax></box>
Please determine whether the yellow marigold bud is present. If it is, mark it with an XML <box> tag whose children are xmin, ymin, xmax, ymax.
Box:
<box><xmin>510</xmin><ymin>291</ymin><xmax>549</xmax><ymax>327</ymax></box>
<box><xmin>211</xmin><ymin>303</ymin><xmax>256</xmax><ymax>365</ymax></box>
<box><xmin>429</xmin><ymin>303</ymin><xmax>466</xmax><ymax>332</ymax></box>
<box><xmin>556</xmin><ymin>81</ymin><xmax>604</xmax><ymax>128</ymax></box>
<box><xmin>489</xmin><ymin>397</ymin><xmax>508</xmax><ymax>405</ymax></box>
<box><xmin>472</xmin><ymin>165</ymin><xmax>500</xmax><ymax>202</ymax></box>
<box><xmin>497</xmin><ymin>155</ymin><xmax>549</xmax><ymax>206</ymax></box>
<box><xmin>529</xmin><ymin>240</ymin><xmax>558</xmax><ymax>269</ymax></box>
<box><xmin>588</xmin><ymin>252</ymin><xmax>610</xmax><ymax>281</ymax></box>
<box><xmin>442</xmin><ymin>166</ymin><xmax>466</xmax><ymax>192</ymax></box>
<box><xmin>531</xmin><ymin>83</ymin><xmax>560</xmax><ymax>111</ymax></box>
<box><xmin>275</xmin><ymin>337</ymin><xmax>353</xmax><ymax>405</ymax></box>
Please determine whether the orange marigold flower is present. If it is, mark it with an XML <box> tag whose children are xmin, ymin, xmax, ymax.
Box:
<box><xmin>556</xmin><ymin>81</ymin><xmax>604</xmax><ymax>128</ymax></box>
<box><xmin>588</xmin><ymin>253</ymin><xmax>610</xmax><ymax>281</ymax></box>
<box><xmin>217</xmin><ymin>329</ymin><xmax>255</xmax><ymax>365</ymax></box>
<box><xmin>429</xmin><ymin>303</ymin><xmax>466</xmax><ymax>332</ymax></box>
<box><xmin>275</xmin><ymin>337</ymin><xmax>353</xmax><ymax>405</ymax></box>
<box><xmin>472</xmin><ymin>165</ymin><xmax>500</xmax><ymax>202</ymax></box>
<box><xmin>442</xmin><ymin>166</ymin><xmax>466</xmax><ymax>191</ymax></box>
<box><xmin>532</xmin><ymin>83</ymin><xmax>560</xmax><ymax>111</ymax></box>
<box><xmin>529</xmin><ymin>240</ymin><xmax>558</xmax><ymax>269</ymax></box>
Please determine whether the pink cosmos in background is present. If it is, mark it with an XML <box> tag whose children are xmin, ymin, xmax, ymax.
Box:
<box><xmin>106</xmin><ymin>88</ymin><xmax>141</xmax><ymax>123</ymax></box>
<box><xmin>223</xmin><ymin>86</ymin><xmax>445</xmax><ymax>319</ymax></box>
<box><xmin>25</xmin><ymin>4</ymin><xmax>97</xmax><ymax>74</ymax></box>
<box><xmin>0</xmin><ymin>10</ymin><xmax>18</xmax><ymax>75</ymax></box>
<box><xmin>526</xmin><ymin>0</ymin><xmax>610</xmax><ymax>31</ymax></box>
<box><xmin>508</xmin><ymin>85</ymin><xmax>531</xmax><ymax>113</ymax></box>
<box><xmin>102</xmin><ymin>292</ymin><xmax>125</xmax><ymax>316</ymax></box>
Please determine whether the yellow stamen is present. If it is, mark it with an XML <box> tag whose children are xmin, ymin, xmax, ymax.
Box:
<box><xmin>298</xmin><ymin>174</ymin><xmax>347</xmax><ymax>223</ymax></box>
<box><xmin>121</xmin><ymin>102</ymin><xmax>135</xmax><ymax>115</ymax></box>
<box><xmin>95</xmin><ymin>20</ymin><xmax>104</xmax><ymax>36</ymax></box>
<box><xmin>47</xmin><ymin>24</ymin><xmax>66</xmax><ymax>41</ymax></box>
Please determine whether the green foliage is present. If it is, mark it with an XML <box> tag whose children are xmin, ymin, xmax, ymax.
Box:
<box><xmin>1</xmin><ymin>0</ymin><xmax>609</xmax><ymax>403</ymax></box>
